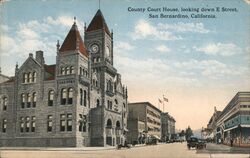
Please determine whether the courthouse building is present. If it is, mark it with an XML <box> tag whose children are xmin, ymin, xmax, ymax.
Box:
<box><xmin>127</xmin><ymin>102</ymin><xmax>161</xmax><ymax>144</ymax></box>
<box><xmin>0</xmin><ymin>9</ymin><xmax>128</xmax><ymax>147</ymax></box>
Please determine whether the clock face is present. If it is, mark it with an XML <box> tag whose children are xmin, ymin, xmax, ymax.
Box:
<box><xmin>105</xmin><ymin>46</ymin><xmax>110</xmax><ymax>57</ymax></box>
<box><xmin>91</xmin><ymin>44</ymin><xmax>99</xmax><ymax>53</ymax></box>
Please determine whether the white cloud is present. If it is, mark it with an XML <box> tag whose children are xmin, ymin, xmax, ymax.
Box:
<box><xmin>132</xmin><ymin>20</ymin><xmax>211</xmax><ymax>41</ymax></box>
<box><xmin>132</xmin><ymin>20</ymin><xmax>182</xmax><ymax>41</ymax></box>
<box><xmin>174</xmin><ymin>59</ymin><xmax>246</xmax><ymax>79</ymax></box>
<box><xmin>194</xmin><ymin>43</ymin><xmax>241</xmax><ymax>56</ymax></box>
<box><xmin>0</xmin><ymin>24</ymin><xmax>9</xmax><ymax>32</ymax></box>
<box><xmin>115</xmin><ymin>41</ymin><xmax>135</xmax><ymax>51</ymax></box>
<box><xmin>244</xmin><ymin>0</ymin><xmax>250</xmax><ymax>5</ymax></box>
<box><xmin>155</xmin><ymin>45</ymin><xmax>171</xmax><ymax>53</ymax></box>
<box><xmin>158</xmin><ymin>22</ymin><xmax>210</xmax><ymax>33</ymax></box>
<box><xmin>46</xmin><ymin>16</ymin><xmax>73</xmax><ymax>27</ymax></box>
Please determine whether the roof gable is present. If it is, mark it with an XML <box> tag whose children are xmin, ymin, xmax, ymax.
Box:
<box><xmin>59</xmin><ymin>22</ymin><xmax>88</xmax><ymax>57</ymax></box>
<box><xmin>86</xmin><ymin>9</ymin><xmax>111</xmax><ymax>35</ymax></box>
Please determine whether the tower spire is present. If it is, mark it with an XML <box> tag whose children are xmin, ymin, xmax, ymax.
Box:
<box><xmin>99</xmin><ymin>0</ymin><xmax>100</xmax><ymax>9</ymax></box>
<box><xmin>74</xmin><ymin>16</ymin><xmax>76</xmax><ymax>24</ymax></box>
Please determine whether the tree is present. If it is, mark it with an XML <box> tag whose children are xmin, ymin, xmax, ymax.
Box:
<box><xmin>185</xmin><ymin>126</ymin><xmax>193</xmax><ymax>140</ymax></box>
<box><xmin>179</xmin><ymin>130</ymin><xmax>185</xmax><ymax>137</ymax></box>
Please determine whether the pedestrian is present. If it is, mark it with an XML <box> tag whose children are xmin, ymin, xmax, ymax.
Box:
<box><xmin>230</xmin><ymin>137</ymin><xmax>233</xmax><ymax>147</ymax></box>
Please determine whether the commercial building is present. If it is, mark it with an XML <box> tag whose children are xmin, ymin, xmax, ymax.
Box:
<box><xmin>215</xmin><ymin>92</ymin><xmax>250</xmax><ymax>147</ymax></box>
<box><xmin>0</xmin><ymin>9</ymin><xmax>128</xmax><ymax>147</ymax></box>
<box><xmin>127</xmin><ymin>102</ymin><xmax>161</xmax><ymax>144</ymax></box>
<box><xmin>161</xmin><ymin>112</ymin><xmax>176</xmax><ymax>141</ymax></box>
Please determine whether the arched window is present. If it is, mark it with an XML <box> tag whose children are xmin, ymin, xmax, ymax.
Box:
<box><xmin>2</xmin><ymin>119</ymin><xmax>7</xmax><ymax>133</ymax></box>
<box><xmin>61</xmin><ymin>67</ymin><xmax>65</xmax><ymax>75</ymax></box>
<box><xmin>3</xmin><ymin>97</ymin><xmax>7</xmax><ymax>111</ymax></box>
<box><xmin>96</xmin><ymin>81</ymin><xmax>98</xmax><ymax>87</ymax></box>
<box><xmin>107</xmin><ymin>80</ymin><xmax>112</xmax><ymax>92</ymax></box>
<box><xmin>80</xmin><ymin>67</ymin><xmax>82</xmax><ymax>75</ymax></box>
<box><xmin>32</xmin><ymin>72</ymin><xmax>37</xmax><ymax>82</ymax></box>
<box><xmin>61</xmin><ymin>88</ymin><xmax>67</xmax><ymax>105</ymax></box>
<box><xmin>27</xmin><ymin>93</ymin><xmax>31</xmax><ymax>108</ymax></box>
<box><xmin>24</xmin><ymin>73</ymin><xmax>28</xmax><ymax>83</ymax></box>
<box><xmin>48</xmin><ymin>90</ymin><xmax>54</xmax><ymax>106</ymax></box>
<box><xmin>80</xmin><ymin>89</ymin><xmax>83</xmax><ymax>105</ymax></box>
<box><xmin>107</xmin><ymin>119</ymin><xmax>112</xmax><ymax>128</ymax></box>
<box><xmin>96</xmin><ymin>99</ymin><xmax>100</xmax><ymax>107</ymax></box>
<box><xmin>115</xmin><ymin>99</ymin><xmax>118</xmax><ymax>105</ymax></box>
<box><xmin>32</xmin><ymin>92</ymin><xmax>37</xmax><ymax>107</ymax></box>
<box><xmin>21</xmin><ymin>94</ymin><xmax>25</xmax><ymax>108</ymax></box>
<box><xmin>26</xmin><ymin>117</ymin><xmax>30</xmax><ymax>132</ymax></box>
<box><xmin>83</xmin><ymin>90</ymin><xmax>87</xmax><ymax>106</ymax></box>
<box><xmin>20</xmin><ymin>117</ymin><xmax>24</xmax><ymax>133</ymax></box>
<box><xmin>70</xmin><ymin>66</ymin><xmax>74</xmax><ymax>74</ymax></box>
<box><xmin>68</xmin><ymin>88</ymin><xmax>73</xmax><ymax>104</ymax></box>
<box><xmin>116</xmin><ymin>121</ymin><xmax>121</xmax><ymax>129</ymax></box>
<box><xmin>28</xmin><ymin>72</ymin><xmax>32</xmax><ymax>83</ymax></box>
<box><xmin>66</xmin><ymin>67</ymin><xmax>70</xmax><ymax>75</ymax></box>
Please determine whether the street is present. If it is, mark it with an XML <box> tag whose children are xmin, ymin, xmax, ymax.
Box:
<box><xmin>1</xmin><ymin>143</ymin><xmax>249</xmax><ymax>158</ymax></box>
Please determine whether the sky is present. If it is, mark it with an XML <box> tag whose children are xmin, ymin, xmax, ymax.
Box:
<box><xmin>0</xmin><ymin>0</ymin><xmax>250</xmax><ymax>130</ymax></box>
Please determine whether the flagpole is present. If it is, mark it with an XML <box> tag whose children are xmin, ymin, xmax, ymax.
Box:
<box><xmin>163</xmin><ymin>95</ymin><xmax>165</xmax><ymax>113</ymax></box>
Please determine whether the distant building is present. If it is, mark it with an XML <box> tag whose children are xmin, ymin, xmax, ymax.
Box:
<box><xmin>127</xmin><ymin>102</ymin><xmax>161</xmax><ymax>144</ymax></box>
<box><xmin>203</xmin><ymin>107</ymin><xmax>221</xmax><ymax>141</ymax></box>
<box><xmin>216</xmin><ymin>92</ymin><xmax>250</xmax><ymax>147</ymax></box>
<box><xmin>161</xmin><ymin>112</ymin><xmax>176</xmax><ymax>141</ymax></box>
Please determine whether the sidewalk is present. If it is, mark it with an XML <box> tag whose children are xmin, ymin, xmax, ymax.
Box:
<box><xmin>0</xmin><ymin>146</ymin><xmax>116</xmax><ymax>151</ymax></box>
<box><xmin>197</xmin><ymin>143</ymin><xmax>250</xmax><ymax>154</ymax></box>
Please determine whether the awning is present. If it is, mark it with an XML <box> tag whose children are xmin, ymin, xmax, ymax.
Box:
<box><xmin>152</xmin><ymin>135</ymin><xmax>161</xmax><ymax>140</ymax></box>
<box><xmin>224</xmin><ymin>126</ymin><xmax>238</xmax><ymax>132</ymax></box>
<box><xmin>241</xmin><ymin>124</ymin><xmax>250</xmax><ymax>128</ymax></box>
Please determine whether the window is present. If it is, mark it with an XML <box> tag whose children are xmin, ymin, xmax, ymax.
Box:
<box><xmin>3</xmin><ymin>97</ymin><xmax>7</xmax><ymax>111</ymax></box>
<box><xmin>79</xmin><ymin>67</ymin><xmax>82</xmax><ymax>75</ymax></box>
<box><xmin>106</xmin><ymin>119</ymin><xmax>112</xmax><ymax>128</ymax></box>
<box><xmin>47</xmin><ymin>115</ymin><xmax>53</xmax><ymax>132</ymax></box>
<box><xmin>28</xmin><ymin>72</ymin><xmax>32</xmax><ymax>83</ymax></box>
<box><xmin>32</xmin><ymin>92</ymin><xmax>37</xmax><ymax>107</ymax></box>
<box><xmin>20</xmin><ymin>117</ymin><xmax>24</xmax><ymax>133</ymax></box>
<box><xmin>115</xmin><ymin>99</ymin><xmax>118</xmax><ymax>105</ymax></box>
<box><xmin>25</xmin><ymin>117</ymin><xmax>30</xmax><ymax>132</ymax></box>
<box><xmin>48</xmin><ymin>90</ymin><xmax>54</xmax><ymax>106</ymax></box>
<box><xmin>123</xmin><ymin>103</ymin><xmax>126</xmax><ymax>109</ymax></box>
<box><xmin>31</xmin><ymin>116</ymin><xmax>36</xmax><ymax>132</ymax></box>
<box><xmin>66</xmin><ymin>67</ymin><xmax>70</xmax><ymax>75</ymax></box>
<box><xmin>83</xmin><ymin>90</ymin><xmax>87</xmax><ymax>106</ymax></box>
<box><xmin>107</xmin><ymin>101</ymin><xmax>112</xmax><ymax>110</ymax></box>
<box><xmin>32</xmin><ymin>72</ymin><xmax>37</xmax><ymax>82</ymax></box>
<box><xmin>27</xmin><ymin>93</ymin><xmax>31</xmax><ymax>108</ymax></box>
<box><xmin>60</xmin><ymin>114</ymin><xmax>66</xmax><ymax>131</ymax></box>
<box><xmin>61</xmin><ymin>88</ymin><xmax>67</xmax><ymax>105</ymax></box>
<box><xmin>61</xmin><ymin>67</ymin><xmax>65</xmax><ymax>75</ymax></box>
<box><xmin>68</xmin><ymin>88</ymin><xmax>73</xmax><ymax>104</ymax></box>
<box><xmin>67</xmin><ymin>114</ymin><xmax>72</xmax><ymax>131</ymax></box>
<box><xmin>80</xmin><ymin>89</ymin><xmax>83</xmax><ymax>105</ymax></box>
<box><xmin>24</xmin><ymin>73</ymin><xmax>28</xmax><ymax>83</ymax></box>
<box><xmin>21</xmin><ymin>94</ymin><xmax>25</xmax><ymax>108</ymax></box>
<box><xmin>2</xmin><ymin>119</ymin><xmax>7</xmax><ymax>133</ymax></box>
<box><xmin>97</xmin><ymin>99</ymin><xmax>100</xmax><ymax>107</ymax></box>
<box><xmin>70</xmin><ymin>66</ymin><xmax>74</xmax><ymax>74</ymax></box>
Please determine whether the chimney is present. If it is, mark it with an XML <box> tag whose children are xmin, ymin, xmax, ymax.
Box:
<box><xmin>36</xmin><ymin>50</ymin><xmax>44</xmax><ymax>65</ymax></box>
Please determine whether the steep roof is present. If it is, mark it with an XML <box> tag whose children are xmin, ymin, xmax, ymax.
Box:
<box><xmin>86</xmin><ymin>9</ymin><xmax>111</xmax><ymax>35</ymax></box>
<box><xmin>44</xmin><ymin>64</ymin><xmax>56</xmax><ymax>81</ymax></box>
<box><xmin>59</xmin><ymin>22</ymin><xmax>88</xmax><ymax>57</ymax></box>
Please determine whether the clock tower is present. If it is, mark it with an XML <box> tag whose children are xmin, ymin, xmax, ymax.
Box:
<box><xmin>84</xmin><ymin>9</ymin><xmax>113</xmax><ymax>65</ymax></box>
